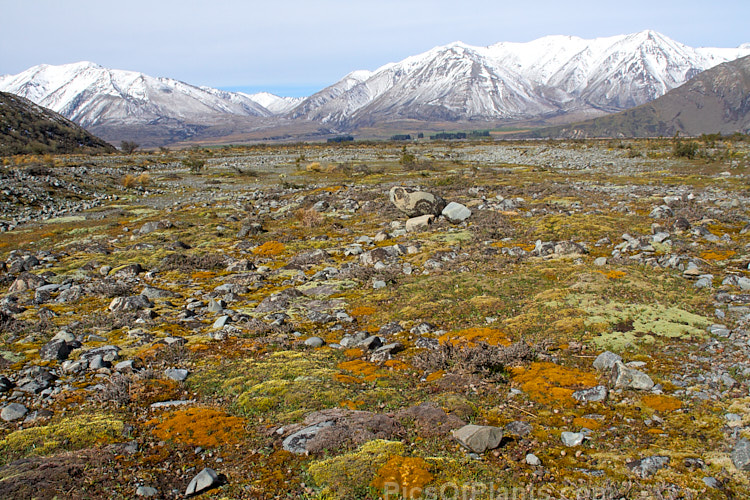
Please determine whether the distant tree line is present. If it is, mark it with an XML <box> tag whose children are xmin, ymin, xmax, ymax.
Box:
<box><xmin>327</xmin><ymin>135</ymin><xmax>354</xmax><ymax>143</ymax></box>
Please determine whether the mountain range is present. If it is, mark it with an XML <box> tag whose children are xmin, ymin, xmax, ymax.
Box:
<box><xmin>525</xmin><ymin>54</ymin><xmax>750</xmax><ymax>138</ymax></box>
<box><xmin>1</xmin><ymin>30</ymin><xmax>749</xmax><ymax>146</ymax></box>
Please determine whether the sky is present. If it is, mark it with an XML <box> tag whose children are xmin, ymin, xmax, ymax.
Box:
<box><xmin>2</xmin><ymin>0</ymin><xmax>749</xmax><ymax>97</ymax></box>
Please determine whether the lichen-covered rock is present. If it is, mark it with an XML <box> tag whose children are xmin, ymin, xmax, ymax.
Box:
<box><xmin>626</xmin><ymin>455</ymin><xmax>670</xmax><ymax>478</ymax></box>
<box><xmin>389</xmin><ymin>186</ymin><xmax>446</xmax><ymax>217</ymax></box>
<box><xmin>8</xmin><ymin>272</ymin><xmax>48</xmax><ymax>293</ymax></box>
<box><xmin>442</xmin><ymin>202</ymin><xmax>471</xmax><ymax>223</ymax></box>
<box><xmin>610</xmin><ymin>361</ymin><xmax>654</xmax><ymax>390</ymax></box>
<box><xmin>108</xmin><ymin>295</ymin><xmax>152</xmax><ymax>313</ymax></box>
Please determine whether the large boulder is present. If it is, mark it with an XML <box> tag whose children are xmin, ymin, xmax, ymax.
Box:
<box><xmin>389</xmin><ymin>187</ymin><xmax>446</xmax><ymax>217</ymax></box>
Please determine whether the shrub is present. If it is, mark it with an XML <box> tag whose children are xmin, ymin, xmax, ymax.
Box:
<box><xmin>673</xmin><ymin>140</ymin><xmax>699</xmax><ymax>159</ymax></box>
<box><xmin>120</xmin><ymin>141</ymin><xmax>139</xmax><ymax>154</ymax></box>
<box><xmin>182</xmin><ymin>157</ymin><xmax>206</xmax><ymax>174</ymax></box>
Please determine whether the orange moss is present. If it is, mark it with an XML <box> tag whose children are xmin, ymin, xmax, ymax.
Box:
<box><xmin>425</xmin><ymin>371</ymin><xmax>445</xmax><ymax>382</ymax></box>
<box><xmin>642</xmin><ymin>394</ymin><xmax>683</xmax><ymax>412</ymax></box>
<box><xmin>384</xmin><ymin>359</ymin><xmax>410</xmax><ymax>371</ymax></box>
<box><xmin>339</xmin><ymin>400</ymin><xmax>365</xmax><ymax>410</ymax></box>
<box><xmin>148</xmin><ymin>407</ymin><xmax>246</xmax><ymax>447</ymax></box>
<box><xmin>511</xmin><ymin>362</ymin><xmax>598</xmax><ymax>406</ymax></box>
<box><xmin>333</xmin><ymin>373</ymin><xmax>362</xmax><ymax>384</ymax></box>
<box><xmin>343</xmin><ymin>348</ymin><xmax>364</xmax><ymax>359</ymax></box>
<box><xmin>351</xmin><ymin>306</ymin><xmax>377</xmax><ymax>317</ymax></box>
<box><xmin>371</xmin><ymin>456</ymin><xmax>433</xmax><ymax>498</ymax></box>
<box><xmin>338</xmin><ymin>359</ymin><xmax>384</xmax><ymax>381</ymax></box>
<box><xmin>700</xmin><ymin>250</ymin><xmax>736</xmax><ymax>261</ymax></box>
<box><xmin>438</xmin><ymin>327</ymin><xmax>511</xmax><ymax>347</ymax></box>
<box><xmin>573</xmin><ymin>417</ymin><xmax>602</xmax><ymax>430</ymax></box>
<box><xmin>596</xmin><ymin>270</ymin><xmax>626</xmax><ymax>279</ymax></box>
<box><xmin>191</xmin><ymin>271</ymin><xmax>217</xmax><ymax>280</ymax></box>
<box><xmin>252</xmin><ymin>241</ymin><xmax>285</xmax><ymax>257</ymax></box>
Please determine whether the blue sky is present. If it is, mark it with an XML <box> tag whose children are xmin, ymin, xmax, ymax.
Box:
<box><xmin>2</xmin><ymin>0</ymin><xmax>748</xmax><ymax>97</ymax></box>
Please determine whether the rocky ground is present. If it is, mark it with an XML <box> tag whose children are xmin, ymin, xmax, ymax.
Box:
<box><xmin>0</xmin><ymin>138</ymin><xmax>749</xmax><ymax>499</ymax></box>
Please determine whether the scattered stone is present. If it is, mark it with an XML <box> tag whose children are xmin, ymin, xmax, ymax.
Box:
<box><xmin>39</xmin><ymin>338</ymin><xmax>71</xmax><ymax>361</ymax></box>
<box><xmin>572</xmin><ymin>385</ymin><xmax>608</xmax><ymax>403</ymax></box>
<box><xmin>732</xmin><ymin>438</ymin><xmax>750</xmax><ymax>471</ymax></box>
<box><xmin>702</xmin><ymin>477</ymin><xmax>721</xmax><ymax>489</ymax></box>
<box><xmin>442</xmin><ymin>202</ymin><xmax>471</xmax><ymax>223</ymax></box>
<box><xmin>109</xmin><ymin>295</ymin><xmax>152</xmax><ymax>313</ymax></box>
<box><xmin>626</xmin><ymin>455</ymin><xmax>670</xmax><ymax>478</ymax></box>
<box><xmin>139</xmin><ymin>220</ymin><xmax>172</xmax><ymax>235</ymax></box>
<box><xmin>561</xmin><ymin>431</ymin><xmax>585</xmax><ymax>447</ymax></box>
<box><xmin>610</xmin><ymin>361</ymin><xmax>654</xmax><ymax>390</ymax></box>
<box><xmin>304</xmin><ymin>336</ymin><xmax>325</xmax><ymax>348</ymax></box>
<box><xmin>1</xmin><ymin>402</ymin><xmax>28</xmax><ymax>422</ymax></box>
<box><xmin>389</xmin><ymin>186</ymin><xmax>446</xmax><ymax>217</ymax></box>
<box><xmin>135</xmin><ymin>486</ymin><xmax>159</xmax><ymax>497</ymax></box>
<box><xmin>593</xmin><ymin>351</ymin><xmax>622</xmax><ymax>371</ymax></box>
<box><xmin>283</xmin><ymin>422</ymin><xmax>335</xmax><ymax>454</ymax></box>
<box><xmin>452</xmin><ymin>424</ymin><xmax>504</xmax><ymax>453</ymax></box>
<box><xmin>8</xmin><ymin>272</ymin><xmax>48</xmax><ymax>293</ymax></box>
<box><xmin>165</xmin><ymin>369</ymin><xmax>189</xmax><ymax>382</ymax></box>
<box><xmin>525</xmin><ymin>453</ymin><xmax>541</xmax><ymax>466</ymax></box>
<box><xmin>185</xmin><ymin>467</ymin><xmax>221</xmax><ymax>497</ymax></box>
<box><xmin>212</xmin><ymin>315</ymin><xmax>231</xmax><ymax>329</ymax></box>
<box><xmin>141</xmin><ymin>286</ymin><xmax>180</xmax><ymax>299</ymax></box>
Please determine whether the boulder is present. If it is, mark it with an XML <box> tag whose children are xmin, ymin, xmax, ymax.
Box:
<box><xmin>1</xmin><ymin>403</ymin><xmax>28</xmax><ymax>422</ymax></box>
<box><xmin>452</xmin><ymin>424</ymin><xmax>504</xmax><ymax>453</ymax></box>
<box><xmin>389</xmin><ymin>186</ymin><xmax>446</xmax><ymax>217</ymax></box>
<box><xmin>442</xmin><ymin>202</ymin><xmax>471</xmax><ymax>223</ymax></box>
<box><xmin>185</xmin><ymin>467</ymin><xmax>221</xmax><ymax>496</ymax></box>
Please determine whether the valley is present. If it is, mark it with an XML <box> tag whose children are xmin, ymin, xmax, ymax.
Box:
<box><xmin>0</xmin><ymin>138</ymin><xmax>749</xmax><ymax>498</ymax></box>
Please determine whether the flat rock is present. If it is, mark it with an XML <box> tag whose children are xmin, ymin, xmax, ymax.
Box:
<box><xmin>452</xmin><ymin>424</ymin><xmax>504</xmax><ymax>453</ymax></box>
<box><xmin>282</xmin><ymin>421</ymin><xmax>335</xmax><ymax>454</ymax></box>
<box><xmin>1</xmin><ymin>402</ymin><xmax>28</xmax><ymax>422</ymax></box>
<box><xmin>185</xmin><ymin>467</ymin><xmax>220</xmax><ymax>496</ymax></box>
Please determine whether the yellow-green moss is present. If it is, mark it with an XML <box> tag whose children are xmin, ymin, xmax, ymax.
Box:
<box><xmin>308</xmin><ymin>439</ymin><xmax>405</xmax><ymax>499</ymax></box>
<box><xmin>0</xmin><ymin>414</ymin><xmax>124</xmax><ymax>463</ymax></box>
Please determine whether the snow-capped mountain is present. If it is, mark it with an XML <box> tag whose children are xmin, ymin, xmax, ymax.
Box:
<box><xmin>0</xmin><ymin>61</ymin><xmax>272</xmax><ymax>129</ymax></box>
<box><xmin>244</xmin><ymin>92</ymin><xmax>304</xmax><ymax>115</ymax></box>
<box><xmin>289</xmin><ymin>30</ymin><xmax>750</xmax><ymax>126</ymax></box>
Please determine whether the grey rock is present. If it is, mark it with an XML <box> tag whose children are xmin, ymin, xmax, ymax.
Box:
<box><xmin>1</xmin><ymin>402</ymin><xmax>28</xmax><ymax>422</ymax></box>
<box><xmin>593</xmin><ymin>351</ymin><xmax>622</xmax><ymax>371</ymax></box>
<box><xmin>525</xmin><ymin>453</ymin><xmax>541</xmax><ymax>466</ymax></box>
<box><xmin>165</xmin><ymin>369</ymin><xmax>189</xmax><ymax>382</ymax></box>
<box><xmin>109</xmin><ymin>295</ymin><xmax>152</xmax><ymax>313</ymax></box>
<box><xmin>139</xmin><ymin>220</ymin><xmax>172</xmax><ymax>235</ymax></box>
<box><xmin>611</xmin><ymin>361</ymin><xmax>654</xmax><ymax>390</ymax></box>
<box><xmin>135</xmin><ymin>486</ymin><xmax>159</xmax><ymax>497</ymax></box>
<box><xmin>702</xmin><ymin>477</ymin><xmax>720</xmax><ymax>489</ymax></box>
<box><xmin>373</xmin><ymin>280</ymin><xmax>386</xmax><ymax>289</ymax></box>
<box><xmin>282</xmin><ymin>421</ymin><xmax>335</xmax><ymax>454</ymax></box>
<box><xmin>39</xmin><ymin>338</ymin><xmax>71</xmax><ymax>361</ymax></box>
<box><xmin>626</xmin><ymin>455</ymin><xmax>670</xmax><ymax>478</ymax></box>
<box><xmin>304</xmin><ymin>337</ymin><xmax>325</xmax><ymax>348</ymax></box>
<box><xmin>453</xmin><ymin>424</ymin><xmax>504</xmax><ymax>453</ymax></box>
<box><xmin>141</xmin><ymin>286</ymin><xmax>180</xmax><ymax>299</ymax></box>
<box><xmin>389</xmin><ymin>186</ymin><xmax>446</xmax><ymax>217</ymax></box>
<box><xmin>8</xmin><ymin>272</ymin><xmax>48</xmax><ymax>293</ymax></box>
<box><xmin>207</xmin><ymin>299</ymin><xmax>226</xmax><ymax>313</ymax></box>
<box><xmin>504</xmin><ymin>421</ymin><xmax>532</xmax><ymax>437</ymax></box>
<box><xmin>561</xmin><ymin>431</ymin><xmax>585</xmax><ymax>447</ymax></box>
<box><xmin>370</xmin><ymin>342</ymin><xmax>404</xmax><ymax>363</ymax></box>
<box><xmin>185</xmin><ymin>467</ymin><xmax>220</xmax><ymax>496</ymax></box>
<box><xmin>442</xmin><ymin>202</ymin><xmax>471</xmax><ymax>223</ymax></box>
<box><xmin>115</xmin><ymin>360</ymin><xmax>138</xmax><ymax>372</ymax></box>
<box><xmin>572</xmin><ymin>385</ymin><xmax>608</xmax><ymax>403</ymax></box>
<box><xmin>356</xmin><ymin>335</ymin><xmax>383</xmax><ymax>350</ymax></box>
<box><xmin>732</xmin><ymin>438</ymin><xmax>750</xmax><ymax>471</ymax></box>
<box><xmin>593</xmin><ymin>257</ymin><xmax>607</xmax><ymax>266</ymax></box>
<box><xmin>213</xmin><ymin>315</ymin><xmax>231</xmax><ymax>329</ymax></box>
